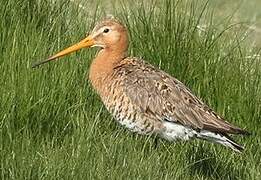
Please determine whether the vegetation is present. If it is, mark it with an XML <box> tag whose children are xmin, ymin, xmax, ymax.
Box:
<box><xmin>0</xmin><ymin>0</ymin><xmax>260</xmax><ymax>179</ymax></box>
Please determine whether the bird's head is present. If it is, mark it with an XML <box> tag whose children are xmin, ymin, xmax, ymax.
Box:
<box><xmin>32</xmin><ymin>17</ymin><xmax>128</xmax><ymax>68</ymax></box>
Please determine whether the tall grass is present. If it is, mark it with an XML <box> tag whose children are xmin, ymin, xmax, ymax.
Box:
<box><xmin>0</xmin><ymin>0</ymin><xmax>260</xmax><ymax>179</ymax></box>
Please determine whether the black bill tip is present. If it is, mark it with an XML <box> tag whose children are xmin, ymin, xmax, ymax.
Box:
<box><xmin>31</xmin><ymin>58</ymin><xmax>53</xmax><ymax>68</ymax></box>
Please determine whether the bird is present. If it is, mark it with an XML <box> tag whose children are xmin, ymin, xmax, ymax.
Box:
<box><xmin>32</xmin><ymin>17</ymin><xmax>249</xmax><ymax>153</ymax></box>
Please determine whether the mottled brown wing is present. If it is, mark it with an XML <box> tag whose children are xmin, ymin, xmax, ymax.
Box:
<box><xmin>114</xmin><ymin>58</ymin><xmax>247</xmax><ymax>135</ymax></box>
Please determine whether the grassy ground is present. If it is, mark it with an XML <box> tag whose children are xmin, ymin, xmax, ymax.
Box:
<box><xmin>0</xmin><ymin>0</ymin><xmax>261</xmax><ymax>179</ymax></box>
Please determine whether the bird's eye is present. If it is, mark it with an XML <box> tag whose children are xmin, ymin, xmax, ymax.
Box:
<box><xmin>103</xmin><ymin>28</ymin><xmax>109</xmax><ymax>33</ymax></box>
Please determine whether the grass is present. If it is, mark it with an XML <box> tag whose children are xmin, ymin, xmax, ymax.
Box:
<box><xmin>0</xmin><ymin>0</ymin><xmax>261</xmax><ymax>179</ymax></box>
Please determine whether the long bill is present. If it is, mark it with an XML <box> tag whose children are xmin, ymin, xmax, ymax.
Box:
<box><xmin>32</xmin><ymin>36</ymin><xmax>94</xmax><ymax>68</ymax></box>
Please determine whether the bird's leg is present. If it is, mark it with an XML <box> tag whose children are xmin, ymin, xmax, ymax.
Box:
<box><xmin>153</xmin><ymin>137</ymin><xmax>159</xmax><ymax>149</ymax></box>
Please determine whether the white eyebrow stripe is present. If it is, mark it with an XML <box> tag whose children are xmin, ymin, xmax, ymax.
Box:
<box><xmin>102</xmin><ymin>26</ymin><xmax>111</xmax><ymax>30</ymax></box>
<box><xmin>91</xmin><ymin>26</ymin><xmax>113</xmax><ymax>39</ymax></box>
<box><xmin>92</xmin><ymin>31</ymin><xmax>101</xmax><ymax>38</ymax></box>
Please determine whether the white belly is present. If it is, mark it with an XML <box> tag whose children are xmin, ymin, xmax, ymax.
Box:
<box><xmin>160</xmin><ymin>121</ymin><xmax>197</xmax><ymax>141</ymax></box>
<box><xmin>118</xmin><ymin>118</ymin><xmax>143</xmax><ymax>133</ymax></box>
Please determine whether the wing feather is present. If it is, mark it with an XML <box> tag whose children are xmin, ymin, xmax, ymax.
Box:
<box><xmin>114</xmin><ymin>58</ymin><xmax>248</xmax><ymax>135</ymax></box>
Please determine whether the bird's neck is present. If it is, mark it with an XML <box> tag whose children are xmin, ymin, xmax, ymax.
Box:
<box><xmin>89</xmin><ymin>47</ymin><xmax>126</xmax><ymax>94</ymax></box>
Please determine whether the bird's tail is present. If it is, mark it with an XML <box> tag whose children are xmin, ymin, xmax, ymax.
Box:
<box><xmin>197</xmin><ymin>130</ymin><xmax>244</xmax><ymax>153</ymax></box>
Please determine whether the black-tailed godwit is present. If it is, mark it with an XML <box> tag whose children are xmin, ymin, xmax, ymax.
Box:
<box><xmin>33</xmin><ymin>18</ymin><xmax>249</xmax><ymax>152</ymax></box>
